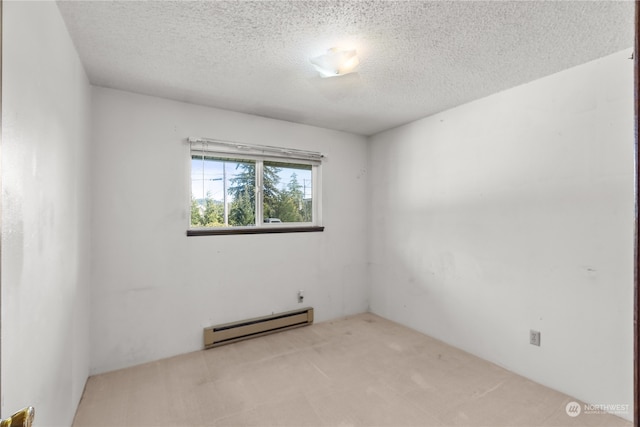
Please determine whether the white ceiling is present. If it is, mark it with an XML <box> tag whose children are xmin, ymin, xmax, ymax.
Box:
<box><xmin>57</xmin><ymin>1</ymin><xmax>635</xmax><ymax>136</ymax></box>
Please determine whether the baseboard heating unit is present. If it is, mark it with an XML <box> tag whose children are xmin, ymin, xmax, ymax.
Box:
<box><xmin>203</xmin><ymin>307</ymin><xmax>314</xmax><ymax>349</ymax></box>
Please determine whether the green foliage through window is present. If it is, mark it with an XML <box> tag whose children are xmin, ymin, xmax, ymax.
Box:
<box><xmin>190</xmin><ymin>156</ymin><xmax>314</xmax><ymax>228</ymax></box>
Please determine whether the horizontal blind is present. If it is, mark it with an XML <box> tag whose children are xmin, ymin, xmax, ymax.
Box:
<box><xmin>188</xmin><ymin>137</ymin><xmax>324</xmax><ymax>165</ymax></box>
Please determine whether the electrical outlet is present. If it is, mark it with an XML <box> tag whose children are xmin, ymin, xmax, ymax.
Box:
<box><xmin>530</xmin><ymin>330</ymin><xmax>541</xmax><ymax>346</ymax></box>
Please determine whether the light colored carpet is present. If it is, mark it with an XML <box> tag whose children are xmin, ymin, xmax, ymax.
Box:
<box><xmin>73</xmin><ymin>313</ymin><xmax>631</xmax><ymax>427</ymax></box>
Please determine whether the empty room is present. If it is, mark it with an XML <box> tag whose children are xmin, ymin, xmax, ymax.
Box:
<box><xmin>1</xmin><ymin>1</ymin><xmax>636</xmax><ymax>426</ymax></box>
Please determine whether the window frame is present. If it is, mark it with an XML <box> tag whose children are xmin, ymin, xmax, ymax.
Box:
<box><xmin>187</xmin><ymin>138</ymin><xmax>324</xmax><ymax>236</ymax></box>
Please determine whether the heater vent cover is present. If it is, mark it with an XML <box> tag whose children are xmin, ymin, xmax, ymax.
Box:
<box><xmin>204</xmin><ymin>307</ymin><xmax>314</xmax><ymax>349</ymax></box>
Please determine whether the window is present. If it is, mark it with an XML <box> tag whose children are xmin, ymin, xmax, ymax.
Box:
<box><xmin>188</xmin><ymin>138</ymin><xmax>323</xmax><ymax>236</ymax></box>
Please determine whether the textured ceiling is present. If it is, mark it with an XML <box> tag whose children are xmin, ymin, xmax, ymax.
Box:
<box><xmin>57</xmin><ymin>1</ymin><xmax>634</xmax><ymax>136</ymax></box>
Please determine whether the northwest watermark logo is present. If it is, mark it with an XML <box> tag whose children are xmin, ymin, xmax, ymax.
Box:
<box><xmin>583</xmin><ymin>403</ymin><xmax>630</xmax><ymax>416</ymax></box>
<box><xmin>565</xmin><ymin>402</ymin><xmax>581</xmax><ymax>417</ymax></box>
<box><xmin>565</xmin><ymin>401</ymin><xmax>630</xmax><ymax>417</ymax></box>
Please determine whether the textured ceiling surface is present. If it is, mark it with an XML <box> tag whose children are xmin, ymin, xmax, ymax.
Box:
<box><xmin>57</xmin><ymin>1</ymin><xmax>634</xmax><ymax>136</ymax></box>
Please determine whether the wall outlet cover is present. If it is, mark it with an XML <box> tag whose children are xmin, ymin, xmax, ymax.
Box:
<box><xmin>530</xmin><ymin>330</ymin><xmax>541</xmax><ymax>346</ymax></box>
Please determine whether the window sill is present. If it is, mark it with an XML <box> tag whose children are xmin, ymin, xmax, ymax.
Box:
<box><xmin>187</xmin><ymin>226</ymin><xmax>324</xmax><ymax>237</ymax></box>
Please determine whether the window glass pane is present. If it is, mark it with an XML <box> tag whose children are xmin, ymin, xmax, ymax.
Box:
<box><xmin>263</xmin><ymin>161</ymin><xmax>312</xmax><ymax>224</ymax></box>
<box><xmin>191</xmin><ymin>156</ymin><xmax>255</xmax><ymax>227</ymax></box>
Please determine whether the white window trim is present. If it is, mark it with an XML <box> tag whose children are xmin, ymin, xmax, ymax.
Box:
<box><xmin>187</xmin><ymin>137</ymin><xmax>324</xmax><ymax>236</ymax></box>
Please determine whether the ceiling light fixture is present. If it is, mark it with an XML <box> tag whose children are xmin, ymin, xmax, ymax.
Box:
<box><xmin>310</xmin><ymin>48</ymin><xmax>359</xmax><ymax>78</ymax></box>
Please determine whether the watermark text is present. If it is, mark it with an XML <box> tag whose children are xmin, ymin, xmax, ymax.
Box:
<box><xmin>565</xmin><ymin>401</ymin><xmax>629</xmax><ymax>417</ymax></box>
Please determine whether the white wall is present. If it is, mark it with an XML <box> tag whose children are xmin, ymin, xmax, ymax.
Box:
<box><xmin>1</xmin><ymin>1</ymin><xmax>92</xmax><ymax>425</ymax></box>
<box><xmin>90</xmin><ymin>87</ymin><xmax>369</xmax><ymax>374</ymax></box>
<box><xmin>369</xmin><ymin>49</ymin><xmax>634</xmax><ymax>419</ymax></box>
